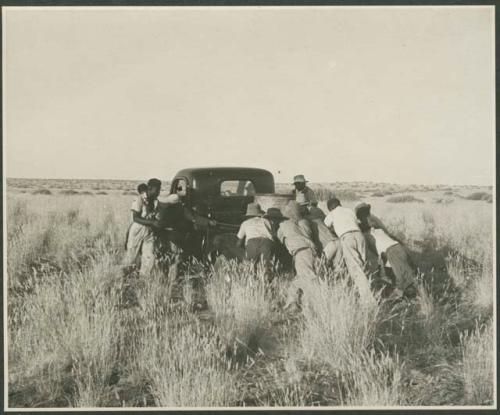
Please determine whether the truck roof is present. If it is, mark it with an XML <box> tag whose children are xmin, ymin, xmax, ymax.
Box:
<box><xmin>172</xmin><ymin>167</ymin><xmax>275</xmax><ymax>194</ymax></box>
<box><xmin>173</xmin><ymin>167</ymin><xmax>273</xmax><ymax>179</ymax></box>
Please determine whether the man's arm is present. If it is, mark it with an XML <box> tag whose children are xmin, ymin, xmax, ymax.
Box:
<box><xmin>132</xmin><ymin>210</ymin><xmax>158</xmax><ymax>228</ymax></box>
<box><xmin>236</xmin><ymin>223</ymin><xmax>246</xmax><ymax>248</ymax></box>
<box><xmin>184</xmin><ymin>207</ymin><xmax>216</xmax><ymax>227</ymax></box>
<box><xmin>308</xmin><ymin>187</ymin><xmax>318</xmax><ymax>207</ymax></box>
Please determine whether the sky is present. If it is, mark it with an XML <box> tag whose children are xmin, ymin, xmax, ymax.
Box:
<box><xmin>3</xmin><ymin>6</ymin><xmax>495</xmax><ymax>185</ymax></box>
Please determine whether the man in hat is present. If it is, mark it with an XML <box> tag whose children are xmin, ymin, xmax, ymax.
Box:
<box><xmin>355</xmin><ymin>203</ymin><xmax>417</xmax><ymax>300</ymax></box>
<box><xmin>306</xmin><ymin>206</ymin><xmax>343</xmax><ymax>270</ymax></box>
<box><xmin>293</xmin><ymin>174</ymin><xmax>318</xmax><ymax>208</ymax></box>
<box><xmin>324</xmin><ymin>197</ymin><xmax>373</xmax><ymax>302</ymax></box>
<box><xmin>277</xmin><ymin>201</ymin><xmax>318</xmax><ymax>310</ymax></box>
<box><xmin>236</xmin><ymin>202</ymin><xmax>275</xmax><ymax>281</ymax></box>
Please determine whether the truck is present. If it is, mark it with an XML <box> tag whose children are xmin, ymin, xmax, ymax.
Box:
<box><xmin>165</xmin><ymin>167</ymin><xmax>293</xmax><ymax>264</ymax></box>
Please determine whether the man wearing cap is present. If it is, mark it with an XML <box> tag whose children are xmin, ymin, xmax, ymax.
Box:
<box><xmin>278</xmin><ymin>201</ymin><xmax>318</xmax><ymax>310</ymax></box>
<box><xmin>293</xmin><ymin>174</ymin><xmax>318</xmax><ymax>208</ymax></box>
<box><xmin>324</xmin><ymin>197</ymin><xmax>373</xmax><ymax>302</ymax></box>
<box><xmin>236</xmin><ymin>203</ymin><xmax>276</xmax><ymax>281</ymax></box>
<box><xmin>355</xmin><ymin>203</ymin><xmax>417</xmax><ymax>300</ymax></box>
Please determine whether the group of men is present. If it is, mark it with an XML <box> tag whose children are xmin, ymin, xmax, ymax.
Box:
<box><xmin>123</xmin><ymin>174</ymin><xmax>418</xmax><ymax>310</ymax></box>
<box><xmin>235</xmin><ymin>174</ymin><xmax>417</xmax><ymax>309</ymax></box>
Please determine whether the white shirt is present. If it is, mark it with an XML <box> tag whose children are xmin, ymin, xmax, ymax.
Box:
<box><xmin>237</xmin><ymin>217</ymin><xmax>273</xmax><ymax>244</ymax></box>
<box><xmin>324</xmin><ymin>206</ymin><xmax>360</xmax><ymax>237</ymax></box>
<box><xmin>131</xmin><ymin>196</ymin><xmax>158</xmax><ymax>219</ymax></box>
<box><xmin>370</xmin><ymin>228</ymin><xmax>398</xmax><ymax>253</ymax></box>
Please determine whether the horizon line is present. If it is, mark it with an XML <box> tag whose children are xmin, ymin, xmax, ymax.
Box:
<box><xmin>5</xmin><ymin>176</ymin><xmax>492</xmax><ymax>188</ymax></box>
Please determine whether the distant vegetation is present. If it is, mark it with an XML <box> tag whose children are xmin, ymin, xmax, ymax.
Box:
<box><xmin>60</xmin><ymin>189</ymin><xmax>80</xmax><ymax>195</ymax></box>
<box><xmin>387</xmin><ymin>195</ymin><xmax>424</xmax><ymax>204</ymax></box>
<box><xmin>464</xmin><ymin>192</ymin><xmax>493</xmax><ymax>203</ymax></box>
<box><xmin>31</xmin><ymin>188</ymin><xmax>52</xmax><ymax>195</ymax></box>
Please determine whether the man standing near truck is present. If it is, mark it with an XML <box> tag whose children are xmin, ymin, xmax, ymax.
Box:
<box><xmin>123</xmin><ymin>178</ymin><xmax>162</xmax><ymax>277</ymax></box>
<box><xmin>292</xmin><ymin>174</ymin><xmax>318</xmax><ymax>208</ymax></box>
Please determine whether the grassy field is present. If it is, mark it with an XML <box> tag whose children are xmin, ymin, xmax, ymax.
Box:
<box><xmin>5</xmin><ymin>178</ymin><xmax>495</xmax><ymax>408</ymax></box>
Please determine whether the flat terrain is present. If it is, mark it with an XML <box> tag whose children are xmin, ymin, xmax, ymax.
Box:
<box><xmin>5</xmin><ymin>178</ymin><xmax>494</xmax><ymax>408</ymax></box>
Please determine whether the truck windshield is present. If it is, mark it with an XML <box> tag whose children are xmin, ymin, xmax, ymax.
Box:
<box><xmin>220</xmin><ymin>180</ymin><xmax>256</xmax><ymax>197</ymax></box>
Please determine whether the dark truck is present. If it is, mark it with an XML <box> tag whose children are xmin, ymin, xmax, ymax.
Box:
<box><xmin>166</xmin><ymin>167</ymin><xmax>292</xmax><ymax>263</ymax></box>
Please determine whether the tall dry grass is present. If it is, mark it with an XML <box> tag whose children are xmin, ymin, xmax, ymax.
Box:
<box><xmin>6</xmin><ymin>188</ymin><xmax>495</xmax><ymax>408</ymax></box>
<box><xmin>460</xmin><ymin>321</ymin><xmax>494</xmax><ymax>405</ymax></box>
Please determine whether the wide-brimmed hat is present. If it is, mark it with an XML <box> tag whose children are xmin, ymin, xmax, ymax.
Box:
<box><xmin>264</xmin><ymin>207</ymin><xmax>285</xmax><ymax>220</ymax></box>
<box><xmin>245</xmin><ymin>202</ymin><xmax>264</xmax><ymax>217</ymax></box>
<box><xmin>354</xmin><ymin>202</ymin><xmax>371</xmax><ymax>215</ymax></box>
<box><xmin>307</xmin><ymin>206</ymin><xmax>326</xmax><ymax>221</ymax></box>
<box><xmin>293</xmin><ymin>174</ymin><xmax>307</xmax><ymax>184</ymax></box>
<box><xmin>283</xmin><ymin>200</ymin><xmax>302</xmax><ymax>221</ymax></box>
<box><xmin>164</xmin><ymin>193</ymin><xmax>180</xmax><ymax>204</ymax></box>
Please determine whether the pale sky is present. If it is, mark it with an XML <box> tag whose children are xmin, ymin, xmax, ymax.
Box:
<box><xmin>4</xmin><ymin>6</ymin><xmax>495</xmax><ymax>185</ymax></box>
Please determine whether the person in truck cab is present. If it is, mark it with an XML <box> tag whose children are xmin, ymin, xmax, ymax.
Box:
<box><xmin>292</xmin><ymin>174</ymin><xmax>318</xmax><ymax>208</ymax></box>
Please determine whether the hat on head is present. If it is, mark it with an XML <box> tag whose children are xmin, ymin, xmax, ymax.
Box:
<box><xmin>293</xmin><ymin>174</ymin><xmax>307</xmax><ymax>184</ymax></box>
<box><xmin>308</xmin><ymin>206</ymin><xmax>326</xmax><ymax>221</ymax></box>
<box><xmin>264</xmin><ymin>207</ymin><xmax>284</xmax><ymax>220</ymax></box>
<box><xmin>245</xmin><ymin>202</ymin><xmax>264</xmax><ymax>217</ymax></box>
<box><xmin>164</xmin><ymin>194</ymin><xmax>180</xmax><ymax>204</ymax></box>
<box><xmin>354</xmin><ymin>202</ymin><xmax>371</xmax><ymax>216</ymax></box>
<box><xmin>283</xmin><ymin>200</ymin><xmax>302</xmax><ymax>221</ymax></box>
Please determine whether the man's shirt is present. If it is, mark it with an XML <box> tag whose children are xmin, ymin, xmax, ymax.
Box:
<box><xmin>324</xmin><ymin>206</ymin><xmax>360</xmax><ymax>238</ymax></box>
<box><xmin>294</xmin><ymin>186</ymin><xmax>318</xmax><ymax>205</ymax></box>
<box><xmin>237</xmin><ymin>217</ymin><xmax>273</xmax><ymax>245</ymax></box>
<box><xmin>370</xmin><ymin>228</ymin><xmax>399</xmax><ymax>253</ymax></box>
<box><xmin>277</xmin><ymin>219</ymin><xmax>315</xmax><ymax>255</ymax></box>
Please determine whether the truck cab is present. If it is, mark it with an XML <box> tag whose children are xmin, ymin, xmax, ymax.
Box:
<box><xmin>170</xmin><ymin>167</ymin><xmax>275</xmax><ymax>227</ymax></box>
<box><xmin>169</xmin><ymin>167</ymin><xmax>276</xmax><ymax>260</ymax></box>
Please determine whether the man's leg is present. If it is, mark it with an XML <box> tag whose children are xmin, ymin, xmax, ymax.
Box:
<box><xmin>285</xmin><ymin>248</ymin><xmax>317</xmax><ymax>309</ymax></box>
<box><xmin>386</xmin><ymin>244</ymin><xmax>416</xmax><ymax>295</ymax></box>
<box><xmin>139</xmin><ymin>234</ymin><xmax>156</xmax><ymax>277</ymax></box>
<box><xmin>341</xmin><ymin>232</ymin><xmax>373</xmax><ymax>302</ymax></box>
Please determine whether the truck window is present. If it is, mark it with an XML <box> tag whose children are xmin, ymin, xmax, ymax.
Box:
<box><xmin>174</xmin><ymin>178</ymin><xmax>188</xmax><ymax>197</ymax></box>
<box><xmin>220</xmin><ymin>180</ymin><xmax>256</xmax><ymax>196</ymax></box>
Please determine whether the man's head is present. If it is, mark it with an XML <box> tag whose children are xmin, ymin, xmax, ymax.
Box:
<box><xmin>293</xmin><ymin>174</ymin><xmax>307</xmax><ymax>191</ymax></box>
<box><xmin>354</xmin><ymin>203</ymin><xmax>371</xmax><ymax>221</ymax></box>
<box><xmin>147</xmin><ymin>178</ymin><xmax>162</xmax><ymax>199</ymax></box>
<box><xmin>327</xmin><ymin>197</ymin><xmax>341</xmax><ymax>211</ymax></box>
<box><xmin>137</xmin><ymin>183</ymin><xmax>147</xmax><ymax>194</ymax></box>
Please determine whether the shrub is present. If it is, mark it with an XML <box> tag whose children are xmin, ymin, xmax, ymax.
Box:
<box><xmin>60</xmin><ymin>189</ymin><xmax>79</xmax><ymax>195</ymax></box>
<box><xmin>340</xmin><ymin>349</ymin><xmax>406</xmax><ymax>406</ymax></box>
<box><xmin>95</xmin><ymin>191</ymin><xmax>108</xmax><ymax>195</ymax></box>
<box><xmin>460</xmin><ymin>321</ymin><xmax>494</xmax><ymax>405</ymax></box>
<box><xmin>136</xmin><ymin>313</ymin><xmax>238</xmax><ymax>407</ymax></box>
<box><xmin>205</xmin><ymin>259</ymin><xmax>274</xmax><ymax>355</ymax></box>
<box><xmin>298</xmin><ymin>275</ymin><xmax>380</xmax><ymax>370</ymax></box>
<box><xmin>31</xmin><ymin>189</ymin><xmax>52</xmax><ymax>195</ymax></box>
<box><xmin>387</xmin><ymin>195</ymin><xmax>424</xmax><ymax>204</ymax></box>
<box><xmin>464</xmin><ymin>192</ymin><xmax>492</xmax><ymax>201</ymax></box>
<box><xmin>371</xmin><ymin>192</ymin><xmax>385</xmax><ymax>197</ymax></box>
<box><xmin>79</xmin><ymin>191</ymin><xmax>93</xmax><ymax>196</ymax></box>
